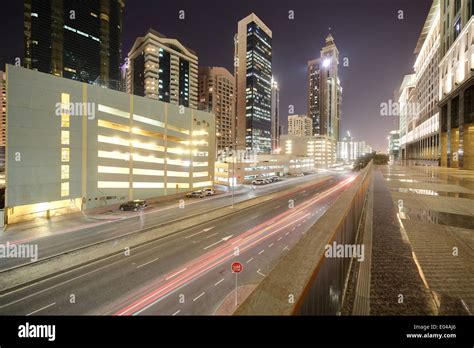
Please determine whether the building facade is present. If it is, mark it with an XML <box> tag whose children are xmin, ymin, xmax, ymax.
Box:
<box><xmin>198</xmin><ymin>66</ymin><xmax>235</xmax><ymax>151</ymax></box>
<box><xmin>439</xmin><ymin>0</ymin><xmax>474</xmax><ymax>169</ymax></box>
<box><xmin>215</xmin><ymin>154</ymin><xmax>314</xmax><ymax>185</ymax></box>
<box><xmin>0</xmin><ymin>71</ymin><xmax>5</xmax><ymax>168</ymax></box>
<box><xmin>281</xmin><ymin>134</ymin><xmax>336</xmax><ymax>167</ymax></box>
<box><xmin>307</xmin><ymin>34</ymin><xmax>342</xmax><ymax>141</ymax></box>
<box><xmin>5</xmin><ymin>65</ymin><xmax>215</xmax><ymax>224</ymax></box>
<box><xmin>235</xmin><ymin>13</ymin><xmax>272</xmax><ymax>154</ymax></box>
<box><xmin>127</xmin><ymin>29</ymin><xmax>198</xmax><ymax>109</ymax></box>
<box><xmin>24</xmin><ymin>0</ymin><xmax>124</xmax><ymax>89</ymax></box>
<box><xmin>271</xmin><ymin>77</ymin><xmax>280</xmax><ymax>153</ymax></box>
<box><xmin>288</xmin><ymin>114</ymin><xmax>313</xmax><ymax>137</ymax></box>
<box><xmin>388</xmin><ymin>130</ymin><xmax>400</xmax><ymax>161</ymax></box>
<box><xmin>337</xmin><ymin>132</ymin><xmax>372</xmax><ymax>162</ymax></box>
<box><xmin>398</xmin><ymin>0</ymin><xmax>441</xmax><ymax>165</ymax></box>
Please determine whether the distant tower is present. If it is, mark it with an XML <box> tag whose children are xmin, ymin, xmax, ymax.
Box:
<box><xmin>271</xmin><ymin>77</ymin><xmax>280</xmax><ymax>153</ymax></box>
<box><xmin>307</xmin><ymin>33</ymin><xmax>342</xmax><ymax>141</ymax></box>
<box><xmin>235</xmin><ymin>13</ymin><xmax>272</xmax><ymax>154</ymax></box>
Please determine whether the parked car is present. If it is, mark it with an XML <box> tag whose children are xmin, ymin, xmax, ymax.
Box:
<box><xmin>294</xmin><ymin>173</ymin><xmax>305</xmax><ymax>177</ymax></box>
<box><xmin>270</xmin><ymin>176</ymin><xmax>281</xmax><ymax>182</ymax></box>
<box><xmin>186</xmin><ymin>190</ymin><xmax>205</xmax><ymax>198</ymax></box>
<box><xmin>251</xmin><ymin>179</ymin><xmax>267</xmax><ymax>185</ymax></box>
<box><xmin>119</xmin><ymin>200</ymin><xmax>148</xmax><ymax>211</ymax></box>
<box><xmin>263</xmin><ymin>178</ymin><xmax>272</xmax><ymax>184</ymax></box>
<box><xmin>201</xmin><ymin>188</ymin><xmax>216</xmax><ymax>196</ymax></box>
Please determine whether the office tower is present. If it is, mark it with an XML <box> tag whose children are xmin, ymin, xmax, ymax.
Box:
<box><xmin>288</xmin><ymin>114</ymin><xmax>313</xmax><ymax>137</ymax></box>
<box><xmin>439</xmin><ymin>0</ymin><xmax>474</xmax><ymax>169</ymax></box>
<box><xmin>388</xmin><ymin>130</ymin><xmax>400</xmax><ymax>161</ymax></box>
<box><xmin>24</xmin><ymin>0</ymin><xmax>124</xmax><ymax>88</ymax></box>
<box><xmin>198</xmin><ymin>66</ymin><xmax>235</xmax><ymax>151</ymax></box>
<box><xmin>235</xmin><ymin>13</ymin><xmax>272</xmax><ymax>154</ymax></box>
<box><xmin>307</xmin><ymin>34</ymin><xmax>342</xmax><ymax>141</ymax></box>
<box><xmin>271</xmin><ymin>77</ymin><xmax>280</xmax><ymax>153</ymax></box>
<box><xmin>127</xmin><ymin>29</ymin><xmax>198</xmax><ymax>109</ymax></box>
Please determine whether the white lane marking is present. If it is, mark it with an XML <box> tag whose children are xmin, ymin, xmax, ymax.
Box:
<box><xmin>26</xmin><ymin>302</ymin><xmax>56</xmax><ymax>316</ymax></box>
<box><xmin>250</xmin><ymin>215</ymin><xmax>259</xmax><ymax>220</ymax></box>
<box><xmin>283</xmin><ymin>246</ymin><xmax>289</xmax><ymax>251</ymax></box>
<box><xmin>193</xmin><ymin>292</ymin><xmax>206</xmax><ymax>302</ymax></box>
<box><xmin>275</xmin><ymin>205</ymin><xmax>281</xmax><ymax>209</ymax></box>
<box><xmin>165</xmin><ymin>268</ymin><xmax>187</xmax><ymax>280</ymax></box>
<box><xmin>258</xmin><ymin>249</ymin><xmax>265</xmax><ymax>255</ymax></box>
<box><xmin>184</xmin><ymin>227</ymin><xmax>215</xmax><ymax>239</ymax></box>
<box><xmin>214</xmin><ymin>279</ymin><xmax>225</xmax><ymax>286</ymax></box>
<box><xmin>203</xmin><ymin>235</ymin><xmax>233</xmax><ymax>250</ymax></box>
<box><xmin>277</xmin><ymin>237</ymin><xmax>282</xmax><ymax>241</ymax></box>
<box><xmin>285</xmin><ymin>232</ymin><xmax>290</xmax><ymax>236</ymax></box>
<box><xmin>97</xmin><ymin>227</ymin><xmax>115</xmax><ymax>234</ymax></box>
<box><xmin>268</xmin><ymin>243</ymin><xmax>274</xmax><ymax>248</ymax></box>
<box><xmin>291</xmin><ymin>227</ymin><xmax>296</xmax><ymax>231</ymax></box>
<box><xmin>136</xmin><ymin>257</ymin><xmax>160</xmax><ymax>269</ymax></box>
<box><xmin>205</xmin><ymin>232</ymin><xmax>219</xmax><ymax>239</ymax></box>
<box><xmin>246</xmin><ymin>257</ymin><xmax>254</xmax><ymax>263</ymax></box>
<box><xmin>172</xmin><ymin>310</ymin><xmax>181</xmax><ymax>316</ymax></box>
<box><xmin>257</xmin><ymin>269</ymin><xmax>266</xmax><ymax>277</ymax></box>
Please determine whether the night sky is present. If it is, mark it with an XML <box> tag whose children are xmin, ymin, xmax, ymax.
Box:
<box><xmin>0</xmin><ymin>0</ymin><xmax>432</xmax><ymax>152</ymax></box>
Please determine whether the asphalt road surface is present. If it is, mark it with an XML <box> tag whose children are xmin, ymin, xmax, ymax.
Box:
<box><xmin>0</xmin><ymin>171</ymin><xmax>357</xmax><ymax>315</ymax></box>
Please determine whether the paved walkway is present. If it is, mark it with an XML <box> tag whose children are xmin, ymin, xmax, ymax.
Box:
<box><xmin>369</xmin><ymin>165</ymin><xmax>474</xmax><ymax>315</ymax></box>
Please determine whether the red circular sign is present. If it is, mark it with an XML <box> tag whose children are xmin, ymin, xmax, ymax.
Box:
<box><xmin>231</xmin><ymin>262</ymin><xmax>243</xmax><ymax>273</ymax></box>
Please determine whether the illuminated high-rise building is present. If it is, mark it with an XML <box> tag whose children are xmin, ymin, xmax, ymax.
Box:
<box><xmin>24</xmin><ymin>0</ymin><xmax>124</xmax><ymax>88</ymax></box>
<box><xmin>235</xmin><ymin>13</ymin><xmax>272</xmax><ymax>154</ymax></box>
<box><xmin>127</xmin><ymin>29</ymin><xmax>198</xmax><ymax>109</ymax></box>
<box><xmin>307</xmin><ymin>34</ymin><xmax>342</xmax><ymax>141</ymax></box>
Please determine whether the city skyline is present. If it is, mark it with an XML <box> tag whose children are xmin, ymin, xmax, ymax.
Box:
<box><xmin>0</xmin><ymin>0</ymin><xmax>432</xmax><ymax>152</ymax></box>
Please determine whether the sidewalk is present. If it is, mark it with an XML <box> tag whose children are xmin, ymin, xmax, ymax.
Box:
<box><xmin>369</xmin><ymin>165</ymin><xmax>474</xmax><ymax>315</ymax></box>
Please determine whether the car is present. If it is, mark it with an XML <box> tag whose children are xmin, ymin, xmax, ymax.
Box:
<box><xmin>201</xmin><ymin>188</ymin><xmax>215</xmax><ymax>196</ymax></box>
<box><xmin>270</xmin><ymin>176</ymin><xmax>281</xmax><ymax>182</ymax></box>
<box><xmin>251</xmin><ymin>179</ymin><xmax>267</xmax><ymax>185</ymax></box>
<box><xmin>294</xmin><ymin>173</ymin><xmax>305</xmax><ymax>177</ymax></box>
<box><xmin>263</xmin><ymin>178</ymin><xmax>272</xmax><ymax>184</ymax></box>
<box><xmin>186</xmin><ymin>190</ymin><xmax>205</xmax><ymax>198</ymax></box>
<box><xmin>119</xmin><ymin>200</ymin><xmax>148</xmax><ymax>211</ymax></box>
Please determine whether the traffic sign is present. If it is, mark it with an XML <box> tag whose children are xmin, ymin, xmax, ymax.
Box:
<box><xmin>231</xmin><ymin>262</ymin><xmax>243</xmax><ymax>273</ymax></box>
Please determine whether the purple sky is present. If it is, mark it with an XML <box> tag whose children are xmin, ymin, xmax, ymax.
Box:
<box><xmin>0</xmin><ymin>0</ymin><xmax>432</xmax><ymax>151</ymax></box>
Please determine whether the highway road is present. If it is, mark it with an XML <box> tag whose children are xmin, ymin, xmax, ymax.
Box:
<box><xmin>0</xmin><ymin>172</ymin><xmax>335</xmax><ymax>270</ymax></box>
<box><xmin>0</xmin><ymin>170</ymin><xmax>357</xmax><ymax>315</ymax></box>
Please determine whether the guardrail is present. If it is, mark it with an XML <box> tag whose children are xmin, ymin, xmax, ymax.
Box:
<box><xmin>235</xmin><ymin>161</ymin><xmax>373</xmax><ymax>315</ymax></box>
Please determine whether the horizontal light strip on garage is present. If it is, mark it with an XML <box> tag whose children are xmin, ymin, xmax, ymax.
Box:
<box><xmin>98</xmin><ymin>181</ymin><xmax>130</xmax><ymax>188</ymax></box>
<box><xmin>98</xmin><ymin>166</ymin><xmax>130</xmax><ymax>174</ymax></box>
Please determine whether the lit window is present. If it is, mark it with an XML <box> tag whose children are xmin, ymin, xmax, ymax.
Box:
<box><xmin>133</xmin><ymin>182</ymin><xmax>165</xmax><ymax>189</ymax></box>
<box><xmin>61</xmin><ymin>114</ymin><xmax>70</xmax><ymax>127</ymax></box>
<box><xmin>61</xmin><ymin>148</ymin><xmax>70</xmax><ymax>162</ymax></box>
<box><xmin>98</xmin><ymin>181</ymin><xmax>130</xmax><ymax>189</ymax></box>
<box><xmin>61</xmin><ymin>130</ymin><xmax>70</xmax><ymax>145</ymax></box>
<box><xmin>98</xmin><ymin>166</ymin><xmax>130</xmax><ymax>174</ymax></box>
<box><xmin>61</xmin><ymin>182</ymin><xmax>69</xmax><ymax>197</ymax></box>
<box><xmin>61</xmin><ymin>165</ymin><xmax>69</xmax><ymax>179</ymax></box>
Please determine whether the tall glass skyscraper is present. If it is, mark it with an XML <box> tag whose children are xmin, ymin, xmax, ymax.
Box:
<box><xmin>235</xmin><ymin>13</ymin><xmax>272</xmax><ymax>154</ymax></box>
<box><xmin>24</xmin><ymin>0</ymin><xmax>124</xmax><ymax>89</ymax></box>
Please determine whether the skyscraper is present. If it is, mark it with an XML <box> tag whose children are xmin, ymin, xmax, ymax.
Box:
<box><xmin>271</xmin><ymin>77</ymin><xmax>280</xmax><ymax>153</ymax></box>
<box><xmin>235</xmin><ymin>13</ymin><xmax>272</xmax><ymax>154</ymax></box>
<box><xmin>198</xmin><ymin>66</ymin><xmax>235</xmax><ymax>151</ymax></box>
<box><xmin>24</xmin><ymin>0</ymin><xmax>124</xmax><ymax>88</ymax></box>
<box><xmin>307</xmin><ymin>34</ymin><xmax>342</xmax><ymax>141</ymax></box>
<box><xmin>127</xmin><ymin>29</ymin><xmax>198</xmax><ymax>109</ymax></box>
